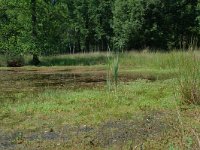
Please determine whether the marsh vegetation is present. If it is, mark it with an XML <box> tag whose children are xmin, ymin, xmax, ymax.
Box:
<box><xmin>0</xmin><ymin>51</ymin><xmax>200</xmax><ymax>149</ymax></box>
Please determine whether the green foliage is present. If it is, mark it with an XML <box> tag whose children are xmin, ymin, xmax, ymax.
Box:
<box><xmin>113</xmin><ymin>0</ymin><xmax>145</xmax><ymax>50</ymax></box>
<box><xmin>36</xmin><ymin>0</ymin><xmax>69</xmax><ymax>54</ymax></box>
<box><xmin>0</xmin><ymin>0</ymin><xmax>200</xmax><ymax>58</ymax></box>
<box><xmin>113</xmin><ymin>0</ymin><xmax>200</xmax><ymax>50</ymax></box>
<box><xmin>0</xmin><ymin>0</ymin><xmax>32</xmax><ymax>56</ymax></box>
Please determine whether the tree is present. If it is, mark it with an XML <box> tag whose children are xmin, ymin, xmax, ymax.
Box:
<box><xmin>113</xmin><ymin>0</ymin><xmax>145</xmax><ymax>51</ymax></box>
<box><xmin>113</xmin><ymin>0</ymin><xmax>200</xmax><ymax>50</ymax></box>
<box><xmin>30</xmin><ymin>0</ymin><xmax>40</xmax><ymax>65</ymax></box>
<box><xmin>1</xmin><ymin>0</ymin><xmax>200</xmax><ymax>59</ymax></box>
<box><xmin>0</xmin><ymin>0</ymin><xmax>32</xmax><ymax>58</ymax></box>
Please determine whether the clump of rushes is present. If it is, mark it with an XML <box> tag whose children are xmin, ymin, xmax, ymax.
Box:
<box><xmin>113</xmin><ymin>53</ymin><xmax>119</xmax><ymax>86</ymax></box>
<box><xmin>106</xmin><ymin>48</ymin><xmax>112</xmax><ymax>91</ymax></box>
<box><xmin>106</xmin><ymin>51</ymin><xmax>119</xmax><ymax>91</ymax></box>
<box><xmin>178</xmin><ymin>52</ymin><xmax>200</xmax><ymax>105</ymax></box>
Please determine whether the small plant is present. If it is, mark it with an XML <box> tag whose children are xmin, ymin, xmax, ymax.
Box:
<box><xmin>12</xmin><ymin>132</ymin><xmax>24</xmax><ymax>144</ymax></box>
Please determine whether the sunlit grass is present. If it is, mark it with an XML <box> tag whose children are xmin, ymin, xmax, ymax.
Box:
<box><xmin>0</xmin><ymin>79</ymin><xmax>177</xmax><ymax>130</ymax></box>
<box><xmin>1</xmin><ymin>50</ymin><xmax>200</xmax><ymax>149</ymax></box>
<box><xmin>120</xmin><ymin>50</ymin><xmax>194</xmax><ymax>69</ymax></box>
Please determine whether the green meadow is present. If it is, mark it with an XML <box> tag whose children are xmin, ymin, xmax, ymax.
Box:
<box><xmin>0</xmin><ymin>51</ymin><xmax>200</xmax><ymax>149</ymax></box>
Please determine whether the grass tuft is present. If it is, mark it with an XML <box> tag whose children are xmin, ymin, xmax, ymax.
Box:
<box><xmin>177</xmin><ymin>52</ymin><xmax>200</xmax><ymax>105</ymax></box>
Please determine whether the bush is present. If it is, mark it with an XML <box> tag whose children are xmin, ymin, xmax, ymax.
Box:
<box><xmin>7</xmin><ymin>55</ymin><xmax>25</xmax><ymax>67</ymax></box>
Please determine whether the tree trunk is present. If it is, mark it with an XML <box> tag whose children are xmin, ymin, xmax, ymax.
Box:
<box><xmin>31</xmin><ymin>0</ymin><xmax>40</xmax><ymax>65</ymax></box>
<box><xmin>85</xmin><ymin>37</ymin><xmax>90</xmax><ymax>52</ymax></box>
<box><xmin>32</xmin><ymin>54</ymin><xmax>40</xmax><ymax>66</ymax></box>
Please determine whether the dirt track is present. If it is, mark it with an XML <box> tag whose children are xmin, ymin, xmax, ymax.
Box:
<box><xmin>0</xmin><ymin>111</ymin><xmax>178</xmax><ymax>149</ymax></box>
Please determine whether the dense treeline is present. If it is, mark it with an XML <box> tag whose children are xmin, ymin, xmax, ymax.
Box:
<box><xmin>0</xmin><ymin>0</ymin><xmax>200</xmax><ymax>59</ymax></box>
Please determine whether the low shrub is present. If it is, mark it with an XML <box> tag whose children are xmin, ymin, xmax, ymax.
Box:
<box><xmin>7</xmin><ymin>55</ymin><xmax>25</xmax><ymax>67</ymax></box>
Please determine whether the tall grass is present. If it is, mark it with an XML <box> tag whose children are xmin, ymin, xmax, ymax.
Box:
<box><xmin>119</xmin><ymin>51</ymin><xmax>200</xmax><ymax>105</ymax></box>
<box><xmin>38</xmin><ymin>53</ymin><xmax>108</xmax><ymax>66</ymax></box>
<box><xmin>177</xmin><ymin>52</ymin><xmax>200</xmax><ymax>105</ymax></box>
<box><xmin>106</xmin><ymin>52</ymin><xmax>119</xmax><ymax>91</ymax></box>
<box><xmin>106</xmin><ymin>50</ymin><xmax>112</xmax><ymax>91</ymax></box>
<box><xmin>120</xmin><ymin>51</ymin><xmax>187</xmax><ymax>70</ymax></box>
<box><xmin>113</xmin><ymin>54</ymin><xmax>119</xmax><ymax>86</ymax></box>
